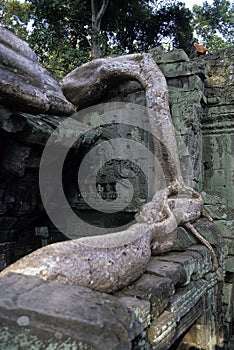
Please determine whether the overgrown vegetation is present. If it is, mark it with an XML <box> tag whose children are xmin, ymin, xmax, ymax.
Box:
<box><xmin>0</xmin><ymin>0</ymin><xmax>233</xmax><ymax>78</ymax></box>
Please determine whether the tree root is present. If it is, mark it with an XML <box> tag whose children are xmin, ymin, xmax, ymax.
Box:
<box><xmin>183</xmin><ymin>222</ymin><xmax>223</xmax><ymax>281</ymax></box>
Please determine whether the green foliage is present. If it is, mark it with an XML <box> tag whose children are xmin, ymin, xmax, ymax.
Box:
<box><xmin>192</xmin><ymin>0</ymin><xmax>234</xmax><ymax>51</ymax></box>
<box><xmin>27</xmin><ymin>0</ymin><xmax>92</xmax><ymax>78</ymax></box>
<box><xmin>0</xmin><ymin>0</ymin><xmax>33</xmax><ymax>40</ymax></box>
<box><xmin>102</xmin><ymin>0</ymin><xmax>193</xmax><ymax>54</ymax></box>
<box><xmin>13</xmin><ymin>0</ymin><xmax>193</xmax><ymax>77</ymax></box>
<box><xmin>1</xmin><ymin>0</ymin><xmax>233</xmax><ymax>78</ymax></box>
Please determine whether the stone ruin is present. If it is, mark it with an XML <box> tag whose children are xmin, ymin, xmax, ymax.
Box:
<box><xmin>0</xmin><ymin>27</ymin><xmax>233</xmax><ymax>349</ymax></box>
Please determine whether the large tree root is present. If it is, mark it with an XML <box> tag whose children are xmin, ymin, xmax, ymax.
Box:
<box><xmin>184</xmin><ymin>222</ymin><xmax>218</xmax><ymax>271</ymax></box>
<box><xmin>0</xmin><ymin>53</ymin><xmax>221</xmax><ymax>292</ymax></box>
<box><xmin>184</xmin><ymin>222</ymin><xmax>223</xmax><ymax>281</ymax></box>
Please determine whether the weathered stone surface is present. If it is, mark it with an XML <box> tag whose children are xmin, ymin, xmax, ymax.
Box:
<box><xmin>0</xmin><ymin>272</ymin><xmax>132</xmax><ymax>349</ymax></box>
<box><xmin>1</xmin><ymin>139</ymin><xmax>30</xmax><ymax>177</ymax></box>
<box><xmin>0</xmin><ymin>43</ymin><xmax>232</xmax><ymax>348</ymax></box>
<box><xmin>171</xmin><ymin>226</ymin><xmax>196</xmax><ymax>251</ymax></box>
<box><xmin>159</xmin><ymin>61</ymin><xmax>206</xmax><ymax>79</ymax></box>
<box><xmin>0</xmin><ymin>224</ymin><xmax>152</xmax><ymax>293</ymax></box>
<box><xmin>0</xmin><ymin>246</ymin><xmax>222</xmax><ymax>349</ymax></box>
<box><xmin>115</xmin><ymin>274</ymin><xmax>174</xmax><ymax>318</ymax></box>
<box><xmin>148</xmin><ymin>310</ymin><xmax>178</xmax><ymax>350</ymax></box>
<box><xmin>102</xmin><ymin>80</ymin><xmax>145</xmax><ymax>105</ymax></box>
<box><xmin>200</xmin><ymin>48</ymin><xmax>234</xmax><ymax>208</ymax></box>
<box><xmin>187</xmin><ymin>244</ymin><xmax>213</xmax><ymax>278</ymax></box>
<box><xmin>148</xmin><ymin>275</ymin><xmax>218</xmax><ymax>350</ymax></box>
<box><xmin>0</xmin><ymin>105</ymin><xmax>89</xmax><ymax>146</ymax></box>
<box><xmin>148</xmin><ymin>300</ymin><xmax>203</xmax><ymax>350</ymax></box>
<box><xmin>118</xmin><ymin>296</ymin><xmax>151</xmax><ymax>330</ymax></box>
<box><xmin>193</xmin><ymin>218</ymin><xmax>224</xmax><ymax>251</ymax></box>
<box><xmin>156</xmin><ymin>244</ymin><xmax>215</xmax><ymax>285</ymax></box>
<box><xmin>201</xmin><ymin>193</ymin><xmax>234</xmax><ymax>256</ymax></box>
<box><xmin>174</xmin><ymin>282</ymin><xmax>225</xmax><ymax>350</ymax></box>
<box><xmin>150</xmin><ymin>47</ymin><xmax>190</xmax><ymax>64</ymax></box>
<box><xmin>146</xmin><ymin>257</ymin><xmax>187</xmax><ymax>286</ymax></box>
<box><xmin>202</xmin><ymin>128</ymin><xmax>234</xmax><ymax>208</ymax></box>
<box><xmin>0</xmin><ymin>28</ymin><xmax>75</xmax><ymax>115</ymax></box>
<box><xmin>168</xmin><ymin>88</ymin><xmax>204</xmax><ymax>187</ymax></box>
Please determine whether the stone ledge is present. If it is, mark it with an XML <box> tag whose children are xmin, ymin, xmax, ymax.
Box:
<box><xmin>148</xmin><ymin>298</ymin><xmax>204</xmax><ymax>350</ymax></box>
<box><xmin>0</xmin><ymin>244</ymin><xmax>222</xmax><ymax>349</ymax></box>
<box><xmin>158</xmin><ymin>61</ymin><xmax>207</xmax><ymax>79</ymax></box>
<box><xmin>0</xmin><ymin>272</ymin><xmax>133</xmax><ymax>350</ymax></box>
<box><xmin>148</xmin><ymin>274</ymin><xmax>218</xmax><ymax>349</ymax></box>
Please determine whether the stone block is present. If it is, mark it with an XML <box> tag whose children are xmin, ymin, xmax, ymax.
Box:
<box><xmin>159</xmin><ymin>61</ymin><xmax>206</xmax><ymax>79</ymax></box>
<box><xmin>118</xmin><ymin>296</ymin><xmax>151</xmax><ymax>329</ymax></box>
<box><xmin>167</xmin><ymin>74</ymin><xmax>204</xmax><ymax>91</ymax></box>
<box><xmin>146</xmin><ymin>257</ymin><xmax>187</xmax><ymax>286</ymax></box>
<box><xmin>168</xmin><ymin>279</ymin><xmax>216</xmax><ymax>317</ymax></box>
<box><xmin>157</xmin><ymin>252</ymin><xmax>197</xmax><ymax>285</ymax></box>
<box><xmin>187</xmin><ymin>245</ymin><xmax>213</xmax><ymax>279</ymax></box>
<box><xmin>1</xmin><ymin>139</ymin><xmax>31</xmax><ymax>177</ymax></box>
<box><xmin>224</xmin><ymin>238</ymin><xmax>234</xmax><ymax>255</ymax></box>
<box><xmin>226</xmin><ymin>256</ymin><xmax>234</xmax><ymax>272</ymax></box>
<box><xmin>193</xmin><ymin>219</ymin><xmax>224</xmax><ymax>250</ymax></box>
<box><xmin>216</xmin><ymin>220</ymin><xmax>234</xmax><ymax>240</ymax></box>
<box><xmin>150</xmin><ymin>48</ymin><xmax>189</xmax><ymax>64</ymax></box>
<box><xmin>148</xmin><ymin>298</ymin><xmax>204</xmax><ymax>350</ymax></box>
<box><xmin>0</xmin><ymin>105</ymin><xmax>91</xmax><ymax>147</ymax></box>
<box><xmin>0</xmin><ymin>272</ymin><xmax>132</xmax><ymax>350</ymax></box>
<box><xmin>171</xmin><ymin>226</ymin><xmax>197</xmax><ymax>251</ymax></box>
<box><xmin>115</xmin><ymin>274</ymin><xmax>174</xmax><ymax>318</ymax></box>
<box><xmin>147</xmin><ymin>310</ymin><xmax>177</xmax><ymax>350</ymax></box>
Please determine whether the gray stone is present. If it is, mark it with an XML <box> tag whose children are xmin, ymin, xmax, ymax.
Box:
<box><xmin>150</xmin><ymin>47</ymin><xmax>190</xmax><ymax>64</ymax></box>
<box><xmin>171</xmin><ymin>226</ymin><xmax>196</xmax><ymax>250</ymax></box>
<box><xmin>187</xmin><ymin>246</ymin><xmax>213</xmax><ymax>280</ymax></box>
<box><xmin>146</xmin><ymin>257</ymin><xmax>187</xmax><ymax>286</ymax></box>
<box><xmin>115</xmin><ymin>274</ymin><xmax>174</xmax><ymax>318</ymax></box>
<box><xmin>148</xmin><ymin>298</ymin><xmax>204</xmax><ymax>350</ymax></box>
<box><xmin>193</xmin><ymin>218</ymin><xmax>224</xmax><ymax>249</ymax></box>
<box><xmin>159</xmin><ymin>61</ymin><xmax>206</xmax><ymax>79</ymax></box>
<box><xmin>1</xmin><ymin>139</ymin><xmax>30</xmax><ymax>177</ymax></box>
<box><xmin>0</xmin><ymin>105</ymin><xmax>89</xmax><ymax>146</ymax></box>
<box><xmin>118</xmin><ymin>297</ymin><xmax>151</xmax><ymax>339</ymax></box>
<box><xmin>147</xmin><ymin>270</ymin><xmax>220</xmax><ymax>350</ymax></box>
<box><xmin>147</xmin><ymin>310</ymin><xmax>178</xmax><ymax>350</ymax></box>
<box><xmin>157</xmin><ymin>250</ymin><xmax>204</xmax><ymax>285</ymax></box>
<box><xmin>0</xmin><ymin>28</ymin><xmax>75</xmax><ymax>115</ymax></box>
<box><xmin>0</xmin><ymin>272</ymin><xmax>132</xmax><ymax>350</ymax></box>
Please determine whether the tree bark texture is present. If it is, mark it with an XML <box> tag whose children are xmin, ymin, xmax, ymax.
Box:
<box><xmin>91</xmin><ymin>0</ymin><xmax>109</xmax><ymax>59</ymax></box>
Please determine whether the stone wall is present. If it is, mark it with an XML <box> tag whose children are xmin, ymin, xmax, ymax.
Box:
<box><xmin>103</xmin><ymin>46</ymin><xmax>234</xmax><ymax>346</ymax></box>
<box><xmin>150</xmin><ymin>47</ymin><xmax>234</xmax><ymax>347</ymax></box>
<box><xmin>0</xmin><ymin>29</ymin><xmax>233</xmax><ymax>349</ymax></box>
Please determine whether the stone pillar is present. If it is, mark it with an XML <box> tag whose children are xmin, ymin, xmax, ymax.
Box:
<box><xmin>201</xmin><ymin>48</ymin><xmax>234</xmax><ymax>208</ymax></box>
